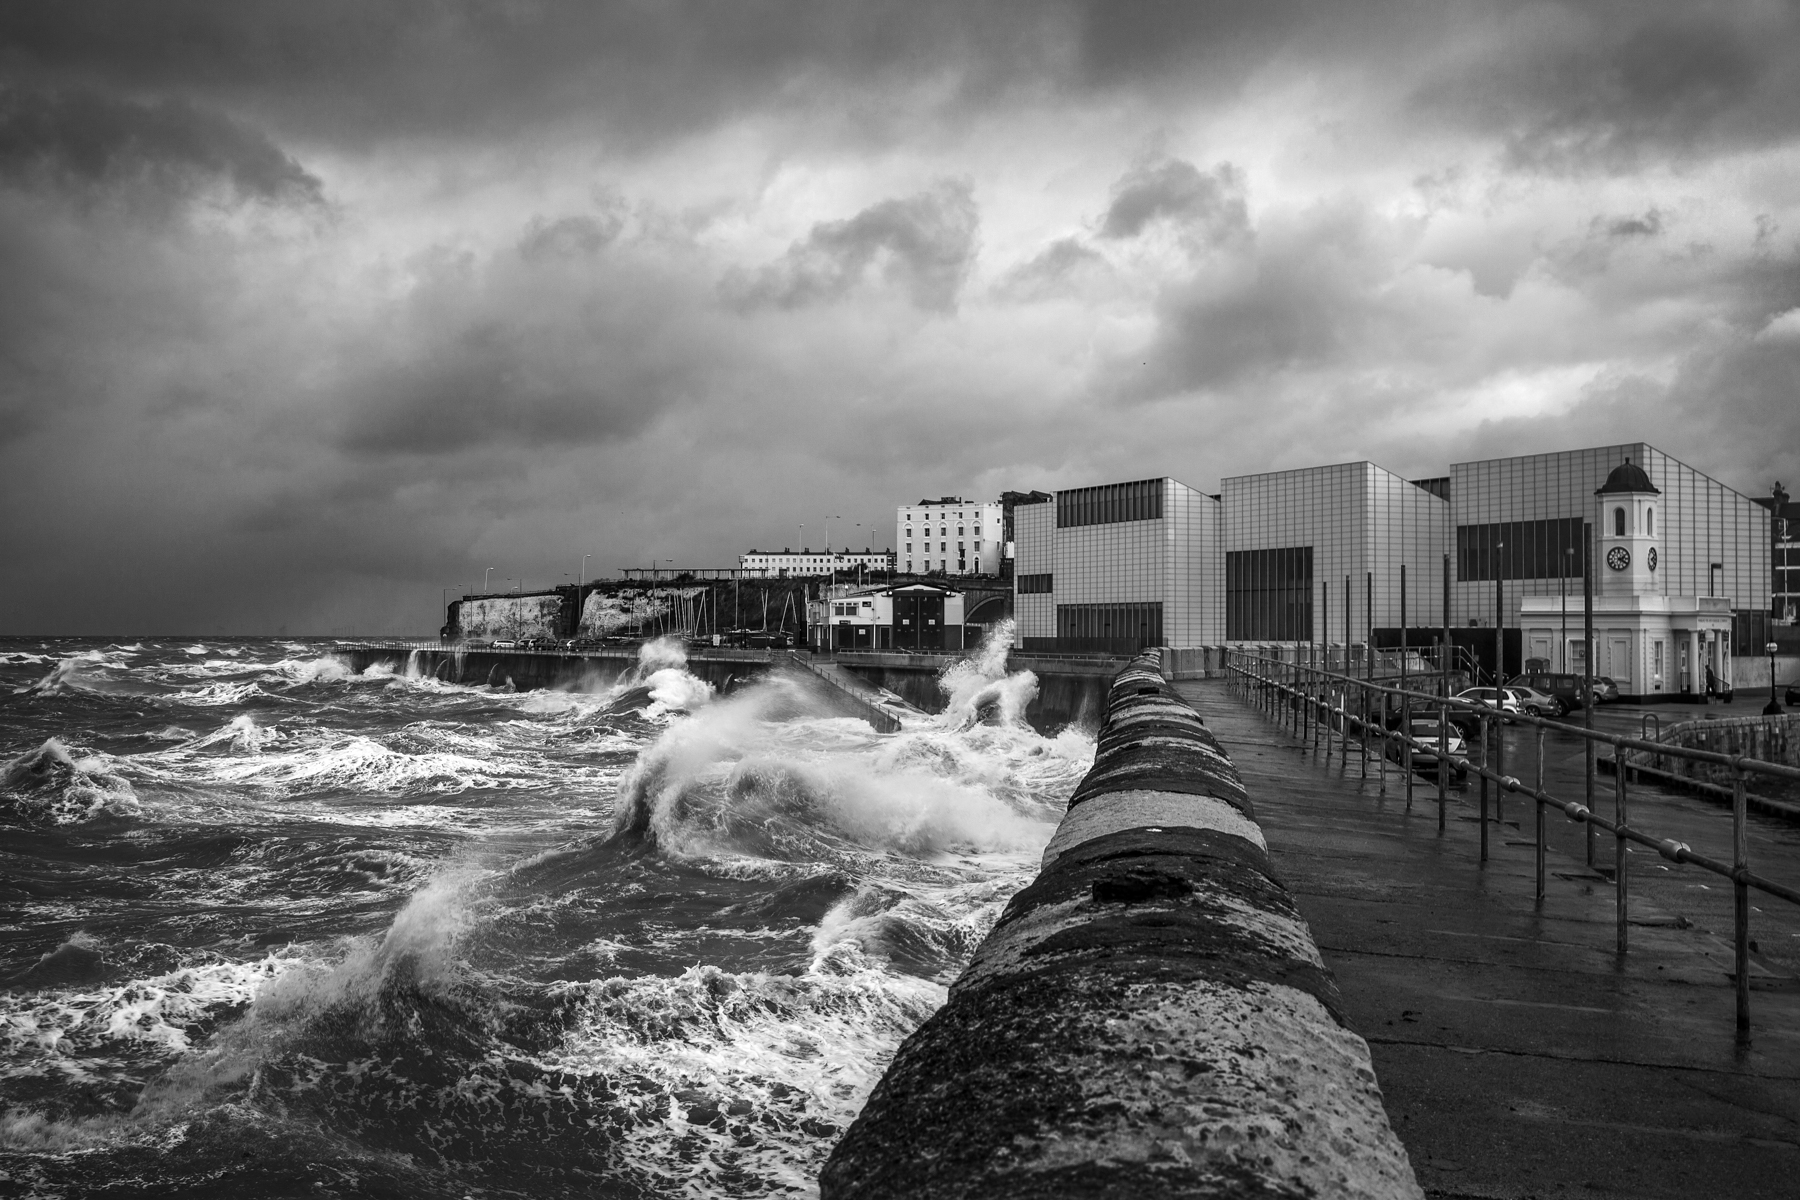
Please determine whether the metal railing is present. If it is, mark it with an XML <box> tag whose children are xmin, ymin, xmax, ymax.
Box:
<box><xmin>1225</xmin><ymin>650</ymin><xmax>1800</xmax><ymax>1038</ymax></box>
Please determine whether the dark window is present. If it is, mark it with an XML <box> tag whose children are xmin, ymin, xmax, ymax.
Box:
<box><xmin>1017</xmin><ymin>573</ymin><xmax>1053</xmax><ymax>595</ymax></box>
<box><xmin>1054</xmin><ymin>602</ymin><xmax>1163</xmax><ymax>651</ymax></box>
<box><xmin>1456</xmin><ymin>518</ymin><xmax>1586</xmax><ymax>581</ymax></box>
<box><xmin>1614</xmin><ymin>507</ymin><xmax>1626</xmax><ymax>537</ymax></box>
<box><xmin>1056</xmin><ymin>478</ymin><xmax>1164</xmax><ymax>528</ymax></box>
<box><xmin>1226</xmin><ymin>547</ymin><xmax>1313</xmax><ymax>640</ymax></box>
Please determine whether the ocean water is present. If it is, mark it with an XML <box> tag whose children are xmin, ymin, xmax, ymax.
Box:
<box><xmin>0</xmin><ymin>631</ymin><xmax>1090</xmax><ymax>1198</ymax></box>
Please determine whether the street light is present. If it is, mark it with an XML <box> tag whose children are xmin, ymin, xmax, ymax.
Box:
<box><xmin>484</xmin><ymin>566</ymin><xmax>495</xmax><ymax>593</ymax></box>
<box><xmin>1767</xmin><ymin>641</ymin><xmax>1783</xmax><ymax>715</ymax></box>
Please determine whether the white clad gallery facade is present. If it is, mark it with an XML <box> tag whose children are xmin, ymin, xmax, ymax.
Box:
<box><xmin>1012</xmin><ymin>443</ymin><xmax>1771</xmax><ymax>702</ymax></box>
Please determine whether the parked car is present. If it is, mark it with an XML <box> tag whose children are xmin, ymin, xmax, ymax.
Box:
<box><xmin>1593</xmin><ymin>676</ymin><xmax>1621</xmax><ymax>703</ymax></box>
<box><xmin>1508</xmin><ymin>671</ymin><xmax>1593</xmax><ymax>711</ymax></box>
<box><xmin>1503</xmin><ymin>683</ymin><xmax>1566</xmax><ymax>718</ymax></box>
<box><xmin>490</xmin><ymin>640</ymin><xmax>517</xmax><ymax>648</ymax></box>
<box><xmin>1386</xmin><ymin>717</ymin><xmax>1468</xmax><ymax>779</ymax></box>
<box><xmin>1788</xmin><ymin>681</ymin><xmax>1799</xmax><ymax>706</ymax></box>
<box><xmin>1449</xmin><ymin>687</ymin><xmax>1520</xmax><ymax>729</ymax></box>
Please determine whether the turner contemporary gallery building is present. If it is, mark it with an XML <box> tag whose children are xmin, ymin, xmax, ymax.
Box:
<box><xmin>1011</xmin><ymin>442</ymin><xmax>1772</xmax><ymax>701</ymax></box>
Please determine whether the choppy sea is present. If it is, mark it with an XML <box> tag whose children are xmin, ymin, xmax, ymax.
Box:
<box><xmin>0</xmin><ymin>631</ymin><xmax>1088</xmax><ymax>1198</ymax></box>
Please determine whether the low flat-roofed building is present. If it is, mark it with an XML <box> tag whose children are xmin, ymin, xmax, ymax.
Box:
<box><xmin>1012</xmin><ymin>477</ymin><xmax>1222</xmax><ymax>653</ymax></box>
<box><xmin>807</xmin><ymin>582</ymin><xmax>965</xmax><ymax>652</ymax></box>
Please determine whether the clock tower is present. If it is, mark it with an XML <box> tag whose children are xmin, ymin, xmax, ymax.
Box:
<box><xmin>1595</xmin><ymin>457</ymin><xmax>1661</xmax><ymax>598</ymax></box>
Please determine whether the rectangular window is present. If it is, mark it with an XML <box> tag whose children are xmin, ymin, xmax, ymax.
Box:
<box><xmin>1456</xmin><ymin>518</ymin><xmax>1586</xmax><ymax>581</ymax></box>
<box><xmin>1226</xmin><ymin>546</ymin><xmax>1313</xmax><ymax>640</ymax></box>
<box><xmin>1056</xmin><ymin>478</ymin><xmax>1163</xmax><ymax>528</ymax></box>
<box><xmin>1054</xmin><ymin>602</ymin><xmax>1164</xmax><ymax>651</ymax></box>
<box><xmin>1017</xmin><ymin>573</ymin><xmax>1053</xmax><ymax>594</ymax></box>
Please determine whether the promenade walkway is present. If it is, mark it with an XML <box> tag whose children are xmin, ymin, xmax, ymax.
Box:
<box><xmin>1176</xmin><ymin>678</ymin><xmax>1800</xmax><ymax>1200</ymax></box>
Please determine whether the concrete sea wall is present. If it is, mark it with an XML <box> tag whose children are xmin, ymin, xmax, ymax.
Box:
<box><xmin>820</xmin><ymin>650</ymin><xmax>1421</xmax><ymax>1199</ymax></box>
<box><xmin>837</xmin><ymin>651</ymin><xmax>1118</xmax><ymax>733</ymax></box>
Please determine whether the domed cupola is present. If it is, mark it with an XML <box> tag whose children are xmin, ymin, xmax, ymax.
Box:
<box><xmin>1595</xmin><ymin>456</ymin><xmax>1661</xmax><ymax>596</ymax></box>
<box><xmin>1596</xmin><ymin>459</ymin><xmax>1659</xmax><ymax>497</ymax></box>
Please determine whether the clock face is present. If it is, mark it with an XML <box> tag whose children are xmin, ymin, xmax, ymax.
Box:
<box><xmin>1647</xmin><ymin>546</ymin><xmax>1658</xmax><ymax>572</ymax></box>
<box><xmin>1606</xmin><ymin>546</ymin><xmax>1632</xmax><ymax>571</ymax></box>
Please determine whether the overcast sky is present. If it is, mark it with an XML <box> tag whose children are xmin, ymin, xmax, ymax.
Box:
<box><xmin>4</xmin><ymin>1</ymin><xmax>1799</xmax><ymax>634</ymax></box>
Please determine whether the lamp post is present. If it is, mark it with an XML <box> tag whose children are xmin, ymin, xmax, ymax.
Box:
<box><xmin>484</xmin><ymin>566</ymin><xmax>495</xmax><ymax>593</ymax></box>
<box><xmin>1768</xmin><ymin>642</ymin><xmax>1783</xmax><ymax>715</ymax></box>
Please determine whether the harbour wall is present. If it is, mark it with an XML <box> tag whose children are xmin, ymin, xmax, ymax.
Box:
<box><xmin>342</xmin><ymin>645</ymin><xmax>1123</xmax><ymax>734</ymax></box>
<box><xmin>833</xmin><ymin>651</ymin><xmax>1120</xmax><ymax>732</ymax></box>
<box><xmin>819</xmin><ymin>649</ymin><xmax>1421</xmax><ymax>1198</ymax></box>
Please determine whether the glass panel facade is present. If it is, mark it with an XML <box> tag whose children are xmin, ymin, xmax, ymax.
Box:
<box><xmin>1056</xmin><ymin>479</ymin><xmax>1164</xmax><ymax>528</ymax></box>
<box><xmin>1016</xmin><ymin>572</ymin><xmax>1053</xmax><ymax>595</ymax></box>
<box><xmin>1450</xmin><ymin>444</ymin><xmax>1769</xmax><ymax>627</ymax></box>
<box><xmin>1456</xmin><ymin>518</ymin><xmax>1585</xmax><ymax>581</ymax></box>
<box><xmin>1221</xmin><ymin>461</ymin><xmax>1450</xmax><ymax>642</ymax></box>
<box><xmin>1226</xmin><ymin>547</ymin><xmax>1313</xmax><ymax>640</ymax></box>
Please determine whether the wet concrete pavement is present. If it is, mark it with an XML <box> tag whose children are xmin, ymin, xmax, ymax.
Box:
<box><xmin>1176</xmin><ymin>678</ymin><xmax>1800</xmax><ymax>1200</ymax></box>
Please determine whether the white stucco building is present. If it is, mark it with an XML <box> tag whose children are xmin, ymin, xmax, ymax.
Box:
<box><xmin>738</xmin><ymin>549</ymin><xmax>893</xmax><ymax>578</ymax></box>
<box><xmin>1515</xmin><ymin>456</ymin><xmax>1745</xmax><ymax>700</ymax></box>
<box><xmin>897</xmin><ymin>497</ymin><xmax>1003</xmax><ymax>576</ymax></box>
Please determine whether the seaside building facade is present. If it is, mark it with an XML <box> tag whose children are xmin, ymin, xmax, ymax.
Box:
<box><xmin>897</xmin><ymin>497</ymin><xmax>1004</xmax><ymax>576</ymax></box>
<box><xmin>1012</xmin><ymin>477</ymin><xmax>1223</xmax><ymax>653</ymax></box>
<box><xmin>1220</xmin><ymin>462</ymin><xmax>1451</xmax><ymax>647</ymax></box>
<box><xmin>1455</xmin><ymin>446</ymin><xmax>1768</xmax><ymax>700</ymax></box>
<box><xmin>807</xmin><ymin>583</ymin><xmax>966</xmax><ymax>652</ymax></box>
<box><xmin>738</xmin><ymin>549</ymin><xmax>893</xmax><ymax>578</ymax></box>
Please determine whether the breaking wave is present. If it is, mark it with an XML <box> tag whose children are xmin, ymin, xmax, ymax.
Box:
<box><xmin>1</xmin><ymin>738</ymin><xmax>140</xmax><ymax>824</ymax></box>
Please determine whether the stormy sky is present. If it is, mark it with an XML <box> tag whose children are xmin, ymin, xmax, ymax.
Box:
<box><xmin>4</xmin><ymin>1</ymin><xmax>1800</xmax><ymax>634</ymax></box>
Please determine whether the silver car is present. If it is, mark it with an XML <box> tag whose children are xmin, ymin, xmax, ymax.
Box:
<box><xmin>1503</xmin><ymin>684</ymin><xmax>1565</xmax><ymax>718</ymax></box>
<box><xmin>1390</xmin><ymin>718</ymin><xmax>1468</xmax><ymax>778</ymax></box>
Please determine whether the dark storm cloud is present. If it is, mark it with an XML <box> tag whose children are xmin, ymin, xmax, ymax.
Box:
<box><xmin>1130</xmin><ymin>203</ymin><xmax>1385</xmax><ymax>392</ymax></box>
<box><xmin>721</xmin><ymin>180</ymin><xmax>979</xmax><ymax>312</ymax></box>
<box><xmin>0</xmin><ymin>1</ymin><xmax>1074</xmax><ymax>147</ymax></box>
<box><xmin>1099</xmin><ymin>157</ymin><xmax>1247</xmax><ymax>243</ymax></box>
<box><xmin>0</xmin><ymin>84</ymin><xmax>320</xmax><ymax>204</ymax></box>
<box><xmin>1600</xmin><ymin>210</ymin><xmax>1664</xmax><ymax>239</ymax></box>
<box><xmin>517</xmin><ymin>213</ymin><xmax>624</xmax><ymax>262</ymax></box>
<box><xmin>1415</xmin><ymin>7</ymin><xmax>1800</xmax><ymax>171</ymax></box>
<box><xmin>994</xmin><ymin>237</ymin><xmax>1108</xmax><ymax>301</ymax></box>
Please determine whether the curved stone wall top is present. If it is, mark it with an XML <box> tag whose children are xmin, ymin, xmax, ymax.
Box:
<box><xmin>820</xmin><ymin>648</ymin><xmax>1422</xmax><ymax>1199</ymax></box>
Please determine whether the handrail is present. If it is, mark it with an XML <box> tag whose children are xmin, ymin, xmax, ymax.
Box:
<box><xmin>1224</xmin><ymin>649</ymin><xmax>1796</xmax><ymax>1039</ymax></box>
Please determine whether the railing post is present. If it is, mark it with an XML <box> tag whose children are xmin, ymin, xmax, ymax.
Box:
<box><xmin>1734</xmin><ymin>760</ymin><xmax>1751</xmax><ymax>1038</ymax></box>
<box><xmin>1478</xmin><ymin>714</ymin><xmax>1489</xmax><ymax>863</ymax></box>
<box><xmin>1616</xmin><ymin>745</ymin><xmax>1629</xmax><ymax>955</ymax></box>
<box><xmin>1437</xmin><ymin>691</ymin><xmax>1448</xmax><ymax>833</ymax></box>
<box><xmin>1359</xmin><ymin>678</ymin><xmax>1369</xmax><ymax>779</ymax></box>
<box><xmin>1378</xmin><ymin>688</ymin><xmax>1389</xmax><ymax>795</ymax></box>
<box><xmin>1403</xmin><ymin>681</ymin><xmax>1414</xmax><ymax>811</ymax></box>
<box><xmin>1535</xmin><ymin>724</ymin><xmax>1546</xmax><ymax>904</ymax></box>
<box><xmin>1494</xmin><ymin>701</ymin><xmax>1506</xmax><ymax>826</ymax></box>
